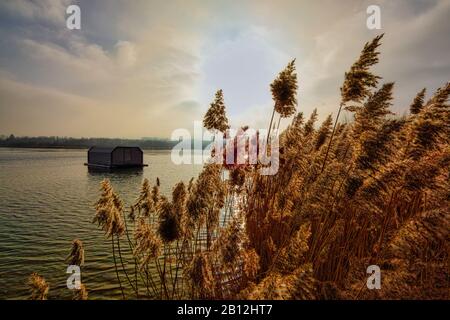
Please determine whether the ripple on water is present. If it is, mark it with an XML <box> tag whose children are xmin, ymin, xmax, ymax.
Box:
<box><xmin>0</xmin><ymin>148</ymin><xmax>203</xmax><ymax>299</ymax></box>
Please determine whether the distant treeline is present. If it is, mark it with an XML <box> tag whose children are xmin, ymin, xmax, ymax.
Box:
<box><xmin>0</xmin><ymin>134</ymin><xmax>208</xmax><ymax>150</ymax></box>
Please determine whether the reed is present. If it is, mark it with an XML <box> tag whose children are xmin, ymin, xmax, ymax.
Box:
<box><xmin>27</xmin><ymin>273</ymin><xmax>49</xmax><ymax>300</ymax></box>
<box><xmin>77</xmin><ymin>34</ymin><xmax>448</xmax><ymax>300</ymax></box>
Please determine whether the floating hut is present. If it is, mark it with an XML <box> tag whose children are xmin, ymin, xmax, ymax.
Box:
<box><xmin>85</xmin><ymin>146</ymin><xmax>147</xmax><ymax>169</ymax></box>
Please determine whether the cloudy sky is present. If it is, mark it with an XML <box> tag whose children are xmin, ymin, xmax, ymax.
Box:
<box><xmin>0</xmin><ymin>0</ymin><xmax>449</xmax><ymax>138</ymax></box>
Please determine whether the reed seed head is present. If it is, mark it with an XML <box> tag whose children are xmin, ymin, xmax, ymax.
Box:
<box><xmin>66</xmin><ymin>239</ymin><xmax>85</xmax><ymax>266</ymax></box>
<box><xmin>27</xmin><ymin>273</ymin><xmax>49</xmax><ymax>300</ymax></box>
<box><xmin>271</xmin><ymin>59</ymin><xmax>298</xmax><ymax>118</ymax></box>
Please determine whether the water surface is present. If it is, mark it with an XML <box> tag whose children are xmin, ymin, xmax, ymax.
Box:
<box><xmin>0</xmin><ymin>148</ymin><xmax>202</xmax><ymax>299</ymax></box>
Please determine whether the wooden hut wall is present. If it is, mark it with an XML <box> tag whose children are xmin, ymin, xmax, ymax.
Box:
<box><xmin>89</xmin><ymin>150</ymin><xmax>111</xmax><ymax>165</ymax></box>
<box><xmin>111</xmin><ymin>148</ymin><xmax>142</xmax><ymax>165</ymax></box>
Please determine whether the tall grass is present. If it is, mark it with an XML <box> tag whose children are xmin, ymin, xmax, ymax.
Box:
<box><xmin>30</xmin><ymin>34</ymin><xmax>449</xmax><ymax>300</ymax></box>
<box><xmin>90</xmin><ymin>34</ymin><xmax>450</xmax><ymax>300</ymax></box>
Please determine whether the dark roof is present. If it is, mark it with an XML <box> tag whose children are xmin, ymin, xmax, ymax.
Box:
<box><xmin>88</xmin><ymin>146</ymin><xmax>143</xmax><ymax>154</ymax></box>
<box><xmin>89</xmin><ymin>147</ymin><xmax>116</xmax><ymax>153</ymax></box>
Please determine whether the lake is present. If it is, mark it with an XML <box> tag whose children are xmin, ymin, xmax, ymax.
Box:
<box><xmin>0</xmin><ymin>148</ymin><xmax>203</xmax><ymax>299</ymax></box>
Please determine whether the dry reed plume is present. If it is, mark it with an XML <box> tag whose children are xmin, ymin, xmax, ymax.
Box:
<box><xmin>27</xmin><ymin>239</ymin><xmax>89</xmax><ymax>300</ymax></box>
<box><xmin>62</xmin><ymin>33</ymin><xmax>448</xmax><ymax>300</ymax></box>
<box><xmin>27</xmin><ymin>273</ymin><xmax>49</xmax><ymax>300</ymax></box>
<box><xmin>66</xmin><ymin>239</ymin><xmax>85</xmax><ymax>266</ymax></box>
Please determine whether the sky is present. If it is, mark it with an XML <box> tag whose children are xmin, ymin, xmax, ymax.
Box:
<box><xmin>0</xmin><ymin>0</ymin><xmax>449</xmax><ymax>138</ymax></box>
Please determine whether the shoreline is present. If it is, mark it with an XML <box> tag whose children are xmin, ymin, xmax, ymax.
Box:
<box><xmin>0</xmin><ymin>145</ymin><xmax>175</xmax><ymax>151</ymax></box>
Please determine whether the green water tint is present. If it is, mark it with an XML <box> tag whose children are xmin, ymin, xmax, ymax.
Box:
<box><xmin>0</xmin><ymin>148</ymin><xmax>203</xmax><ymax>299</ymax></box>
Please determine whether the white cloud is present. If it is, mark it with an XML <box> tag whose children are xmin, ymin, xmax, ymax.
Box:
<box><xmin>115</xmin><ymin>41</ymin><xmax>137</xmax><ymax>68</ymax></box>
<box><xmin>0</xmin><ymin>0</ymin><xmax>70</xmax><ymax>25</ymax></box>
<box><xmin>0</xmin><ymin>0</ymin><xmax>448</xmax><ymax>137</ymax></box>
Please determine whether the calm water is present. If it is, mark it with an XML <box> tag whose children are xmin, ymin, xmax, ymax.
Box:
<box><xmin>0</xmin><ymin>148</ymin><xmax>202</xmax><ymax>300</ymax></box>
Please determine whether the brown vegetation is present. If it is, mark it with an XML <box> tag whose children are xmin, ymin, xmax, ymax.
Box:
<box><xmin>31</xmin><ymin>34</ymin><xmax>448</xmax><ymax>300</ymax></box>
<box><xmin>91</xmin><ymin>34</ymin><xmax>449</xmax><ymax>300</ymax></box>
